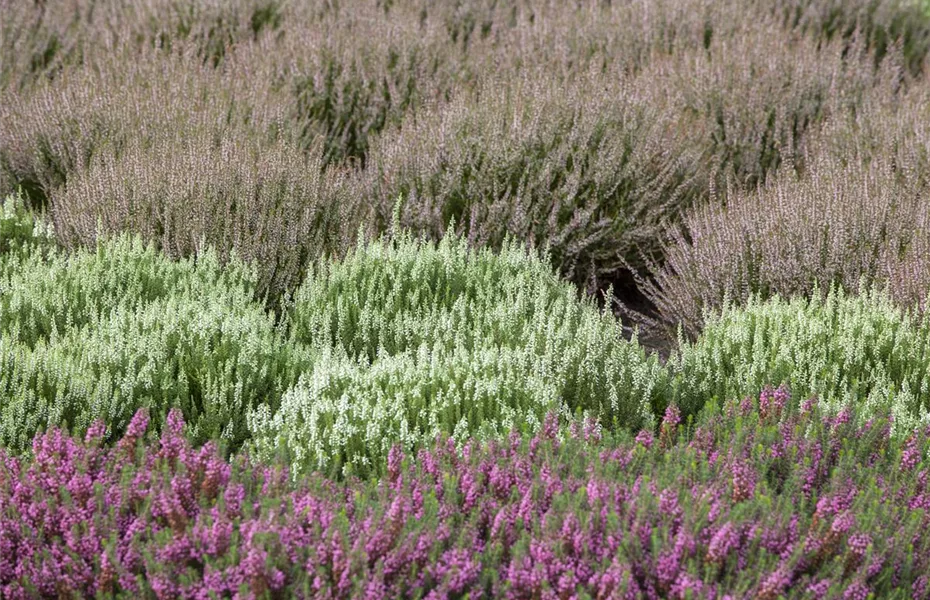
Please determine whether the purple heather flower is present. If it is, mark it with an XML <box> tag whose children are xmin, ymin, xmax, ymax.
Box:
<box><xmin>847</xmin><ymin>533</ymin><xmax>872</xmax><ymax>558</ymax></box>
<box><xmin>843</xmin><ymin>581</ymin><xmax>871</xmax><ymax>600</ymax></box>
<box><xmin>635</xmin><ymin>429</ymin><xmax>654</xmax><ymax>449</ymax></box>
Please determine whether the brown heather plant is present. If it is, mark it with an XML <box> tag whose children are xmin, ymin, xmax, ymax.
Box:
<box><xmin>0</xmin><ymin>44</ymin><xmax>289</xmax><ymax>207</ymax></box>
<box><xmin>640</xmin><ymin>19</ymin><xmax>881</xmax><ymax>196</ymax></box>
<box><xmin>644</xmin><ymin>152</ymin><xmax>930</xmax><ymax>339</ymax></box>
<box><xmin>0</xmin><ymin>0</ymin><xmax>286</xmax><ymax>90</ymax></box>
<box><xmin>361</xmin><ymin>69</ymin><xmax>702</xmax><ymax>293</ymax></box>
<box><xmin>768</xmin><ymin>0</ymin><xmax>930</xmax><ymax>75</ymax></box>
<box><xmin>7</xmin><ymin>0</ymin><xmax>920</xmax><ymax>167</ymax></box>
<box><xmin>48</xmin><ymin>133</ymin><xmax>359</xmax><ymax>301</ymax></box>
<box><xmin>360</xmin><ymin>17</ymin><xmax>886</xmax><ymax>293</ymax></box>
<box><xmin>250</xmin><ymin>0</ymin><xmax>750</xmax><ymax>166</ymax></box>
<box><xmin>644</xmin><ymin>63</ymin><xmax>930</xmax><ymax>338</ymax></box>
<box><xmin>246</xmin><ymin>4</ymin><xmax>475</xmax><ymax>166</ymax></box>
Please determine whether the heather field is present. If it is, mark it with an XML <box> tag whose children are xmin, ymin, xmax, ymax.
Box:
<box><xmin>3</xmin><ymin>0</ymin><xmax>930</xmax><ymax>598</ymax></box>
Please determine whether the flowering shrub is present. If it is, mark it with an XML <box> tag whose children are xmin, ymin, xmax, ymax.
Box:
<box><xmin>250</xmin><ymin>232</ymin><xmax>664</xmax><ymax>478</ymax></box>
<box><xmin>0</xmin><ymin>191</ymin><xmax>54</xmax><ymax>263</ymax></box>
<box><xmin>644</xmin><ymin>152</ymin><xmax>930</xmax><ymax>337</ymax></box>
<box><xmin>672</xmin><ymin>287</ymin><xmax>930</xmax><ymax>432</ymax></box>
<box><xmin>2</xmin><ymin>387</ymin><xmax>929</xmax><ymax>598</ymax></box>
<box><xmin>0</xmin><ymin>236</ymin><xmax>297</xmax><ymax>452</ymax></box>
<box><xmin>363</xmin><ymin>69</ymin><xmax>700</xmax><ymax>291</ymax></box>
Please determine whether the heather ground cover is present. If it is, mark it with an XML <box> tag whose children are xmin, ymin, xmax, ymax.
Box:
<box><xmin>4</xmin><ymin>0</ymin><xmax>930</xmax><ymax>597</ymax></box>
<box><xmin>1</xmin><ymin>390</ymin><xmax>928</xmax><ymax>598</ymax></box>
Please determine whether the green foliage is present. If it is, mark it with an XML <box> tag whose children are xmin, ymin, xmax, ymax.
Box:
<box><xmin>247</xmin><ymin>232</ymin><xmax>665</xmax><ymax>478</ymax></box>
<box><xmin>0</xmin><ymin>191</ymin><xmax>55</xmax><ymax>262</ymax></box>
<box><xmin>671</xmin><ymin>287</ymin><xmax>930</xmax><ymax>433</ymax></box>
<box><xmin>0</xmin><ymin>236</ymin><xmax>299</xmax><ymax>453</ymax></box>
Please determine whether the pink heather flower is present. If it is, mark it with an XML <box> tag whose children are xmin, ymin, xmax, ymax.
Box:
<box><xmin>833</xmin><ymin>407</ymin><xmax>852</xmax><ymax>428</ymax></box>
<box><xmin>773</xmin><ymin>385</ymin><xmax>790</xmax><ymax>412</ymax></box>
<box><xmin>913</xmin><ymin>575</ymin><xmax>929</xmax><ymax>599</ymax></box>
<box><xmin>569</xmin><ymin>419</ymin><xmax>583</xmax><ymax>439</ymax></box>
<box><xmin>118</xmin><ymin>408</ymin><xmax>150</xmax><ymax>452</ymax></box>
<box><xmin>669</xmin><ymin>572</ymin><xmax>707</xmax><ymax>600</ymax></box>
<box><xmin>843</xmin><ymin>581</ymin><xmax>870</xmax><ymax>600</ymax></box>
<box><xmin>901</xmin><ymin>435</ymin><xmax>921</xmax><ymax>472</ymax></box>
<box><xmin>659</xmin><ymin>488</ymin><xmax>681</xmax><ymax>522</ymax></box>
<box><xmin>707</xmin><ymin>522</ymin><xmax>740</xmax><ymax>563</ymax></box>
<box><xmin>655</xmin><ymin>549</ymin><xmax>681</xmax><ymax>588</ymax></box>
<box><xmin>831</xmin><ymin>511</ymin><xmax>855</xmax><ymax>536</ymax></box>
<box><xmin>542</xmin><ymin>413</ymin><xmax>559</xmax><ymax>440</ymax></box>
<box><xmin>387</xmin><ymin>445</ymin><xmax>404</xmax><ymax>484</ymax></box>
<box><xmin>1</xmin><ymin>381</ymin><xmax>928</xmax><ymax>598</ymax></box>
<box><xmin>660</xmin><ymin>405</ymin><xmax>681</xmax><ymax>448</ymax></box>
<box><xmin>583</xmin><ymin>417</ymin><xmax>602</xmax><ymax>444</ymax></box>
<box><xmin>847</xmin><ymin>533</ymin><xmax>872</xmax><ymax>558</ymax></box>
<box><xmin>757</xmin><ymin>565</ymin><xmax>792</xmax><ymax>600</ymax></box>
<box><xmin>730</xmin><ymin>460</ymin><xmax>756</xmax><ymax>503</ymax></box>
<box><xmin>801</xmin><ymin>396</ymin><xmax>818</xmax><ymax>415</ymax></box>
<box><xmin>84</xmin><ymin>421</ymin><xmax>107</xmax><ymax>446</ymax></box>
<box><xmin>759</xmin><ymin>386</ymin><xmax>775</xmax><ymax>419</ymax></box>
<box><xmin>663</xmin><ymin>405</ymin><xmax>681</xmax><ymax>430</ymax></box>
<box><xmin>635</xmin><ymin>429</ymin><xmax>654</xmax><ymax>450</ymax></box>
<box><xmin>806</xmin><ymin>579</ymin><xmax>832</xmax><ymax>599</ymax></box>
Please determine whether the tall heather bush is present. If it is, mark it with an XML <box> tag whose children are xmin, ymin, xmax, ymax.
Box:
<box><xmin>2</xmin><ymin>392</ymin><xmax>928</xmax><ymax>597</ymax></box>
<box><xmin>639</xmin><ymin>19</ymin><xmax>880</xmax><ymax>197</ymax></box>
<box><xmin>769</xmin><ymin>0</ymin><xmax>930</xmax><ymax>75</ymax></box>
<box><xmin>645</xmin><ymin>154</ymin><xmax>930</xmax><ymax>337</ymax></box>
<box><xmin>0</xmin><ymin>0</ymin><xmax>286</xmax><ymax>90</ymax></box>
<box><xmin>363</xmin><ymin>71</ymin><xmax>699</xmax><ymax>291</ymax></box>
<box><xmin>49</xmin><ymin>132</ymin><xmax>359</xmax><ymax>300</ymax></box>
<box><xmin>0</xmin><ymin>46</ymin><xmax>289</xmax><ymax>207</ymax></box>
<box><xmin>248</xmin><ymin>232</ymin><xmax>665</xmax><ymax>478</ymax></box>
<box><xmin>672</xmin><ymin>288</ymin><xmax>930</xmax><ymax>431</ymax></box>
<box><xmin>0</xmin><ymin>237</ymin><xmax>297</xmax><ymax>452</ymax></box>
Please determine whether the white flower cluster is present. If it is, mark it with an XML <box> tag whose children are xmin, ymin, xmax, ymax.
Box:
<box><xmin>0</xmin><ymin>236</ymin><xmax>290</xmax><ymax>451</ymax></box>
<box><xmin>248</xmin><ymin>232</ymin><xmax>662</xmax><ymax>478</ymax></box>
<box><xmin>673</xmin><ymin>286</ymin><xmax>930</xmax><ymax>431</ymax></box>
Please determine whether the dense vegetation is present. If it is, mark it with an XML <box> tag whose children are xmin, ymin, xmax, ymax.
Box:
<box><xmin>3</xmin><ymin>0</ymin><xmax>930</xmax><ymax>596</ymax></box>
<box><xmin>2</xmin><ymin>392</ymin><xmax>928</xmax><ymax>597</ymax></box>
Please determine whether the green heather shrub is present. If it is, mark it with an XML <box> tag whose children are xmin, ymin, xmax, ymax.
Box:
<box><xmin>0</xmin><ymin>192</ymin><xmax>55</xmax><ymax>263</ymax></box>
<box><xmin>247</xmin><ymin>232</ymin><xmax>665</xmax><ymax>478</ymax></box>
<box><xmin>0</xmin><ymin>236</ymin><xmax>298</xmax><ymax>453</ymax></box>
<box><xmin>672</xmin><ymin>287</ymin><xmax>930</xmax><ymax>433</ymax></box>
